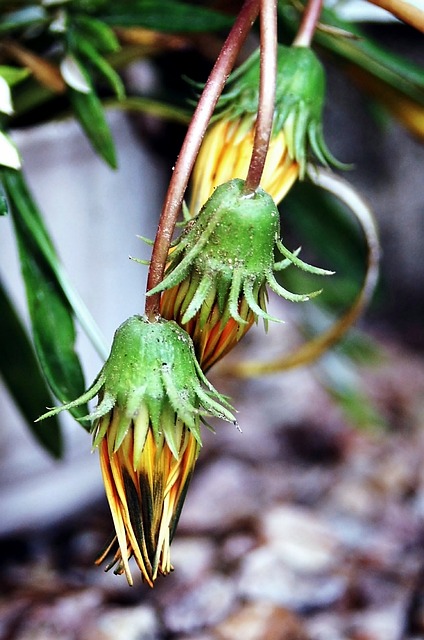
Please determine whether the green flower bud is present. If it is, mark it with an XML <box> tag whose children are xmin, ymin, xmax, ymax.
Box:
<box><xmin>151</xmin><ymin>179</ymin><xmax>331</xmax><ymax>336</ymax></box>
<box><xmin>39</xmin><ymin>316</ymin><xmax>236</xmax><ymax>585</ymax></box>
<box><xmin>217</xmin><ymin>44</ymin><xmax>343</xmax><ymax>176</ymax></box>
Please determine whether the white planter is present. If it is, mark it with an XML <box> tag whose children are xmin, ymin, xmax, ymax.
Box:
<box><xmin>0</xmin><ymin>110</ymin><xmax>166</xmax><ymax>534</ymax></box>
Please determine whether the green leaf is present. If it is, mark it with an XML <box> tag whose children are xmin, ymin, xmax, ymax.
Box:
<box><xmin>280</xmin><ymin>180</ymin><xmax>368</xmax><ymax>308</ymax></box>
<box><xmin>73</xmin><ymin>15</ymin><xmax>121</xmax><ymax>54</ymax></box>
<box><xmin>99</xmin><ymin>0</ymin><xmax>233</xmax><ymax>32</ymax></box>
<box><xmin>73</xmin><ymin>36</ymin><xmax>125</xmax><ymax>99</ymax></box>
<box><xmin>0</xmin><ymin>6</ymin><xmax>48</xmax><ymax>35</ymax></box>
<box><xmin>0</xmin><ymin>65</ymin><xmax>30</xmax><ymax>86</ymax></box>
<box><xmin>0</xmin><ymin>279</ymin><xmax>64</xmax><ymax>458</ymax></box>
<box><xmin>1</xmin><ymin>168</ymin><xmax>89</xmax><ymax>426</ymax></box>
<box><xmin>0</xmin><ymin>179</ymin><xmax>8</xmax><ymax>215</ymax></box>
<box><xmin>67</xmin><ymin>60</ymin><xmax>117</xmax><ymax>167</ymax></box>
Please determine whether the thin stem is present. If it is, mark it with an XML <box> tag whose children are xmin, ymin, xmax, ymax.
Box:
<box><xmin>244</xmin><ymin>0</ymin><xmax>278</xmax><ymax>195</ymax></box>
<box><xmin>293</xmin><ymin>0</ymin><xmax>324</xmax><ymax>47</ymax></box>
<box><xmin>145</xmin><ymin>0</ymin><xmax>260</xmax><ymax>320</ymax></box>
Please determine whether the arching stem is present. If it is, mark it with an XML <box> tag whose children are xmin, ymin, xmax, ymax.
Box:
<box><xmin>145</xmin><ymin>0</ymin><xmax>261</xmax><ymax>321</ymax></box>
<box><xmin>244</xmin><ymin>0</ymin><xmax>278</xmax><ymax>195</ymax></box>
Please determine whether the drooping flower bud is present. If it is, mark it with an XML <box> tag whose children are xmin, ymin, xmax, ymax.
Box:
<box><xmin>150</xmin><ymin>179</ymin><xmax>331</xmax><ymax>371</ymax></box>
<box><xmin>38</xmin><ymin>316</ymin><xmax>236</xmax><ymax>586</ymax></box>
<box><xmin>190</xmin><ymin>44</ymin><xmax>341</xmax><ymax>214</ymax></box>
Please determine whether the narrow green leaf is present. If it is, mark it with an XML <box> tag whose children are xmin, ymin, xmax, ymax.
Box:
<box><xmin>74</xmin><ymin>37</ymin><xmax>125</xmax><ymax>99</ymax></box>
<box><xmin>0</xmin><ymin>279</ymin><xmax>64</xmax><ymax>458</ymax></box>
<box><xmin>67</xmin><ymin>60</ymin><xmax>117</xmax><ymax>167</ymax></box>
<box><xmin>0</xmin><ymin>65</ymin><xmax>30</xmax><ymax>86</ymax></box>
<box><xmin>100</xmin><ymin>0</ymin><xmax>233</xmax><ymax>32</ymax></box>
<box><xmin>73</xmin><ymin>15</ymin><xmax>121</xmax><ymax>54</ymax></box>
<box><xmin>0</xmin><ymin>6</ymin><xmax>48</xmax><ymax>35</ymax></box>
<box><xmin>0</xmin><ymin>179</ymin><xmax>8</xmax><ymax>215</ymax></box>
<box><xmin>1</xmin><ymin>168</ymin><xmax>89</xmax><ymax>426</ymax></box>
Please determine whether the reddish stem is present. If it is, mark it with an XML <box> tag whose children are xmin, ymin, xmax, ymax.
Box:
<box><xmin>244</xmin><ymin>0</ymin><xmax>278</xmax><ymax>195</ymax></box>
<box><xmin>145</xmin><ymin>0</ymin><xmax>260</xmax><ymax>320</ymax></box>
<box><xmin>293</xmin><ymin>0</ymin><xmax>324</xmax><ymax>47</ymax></box>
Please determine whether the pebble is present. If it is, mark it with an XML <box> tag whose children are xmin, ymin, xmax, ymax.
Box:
<box><xmin>237</xmin><ymin>546</ymin><xmax>347</xmax><ymax>611</ymax></box>
<box><xmin>179</xmin><ymin>458</ymin><xmax>262</xmax><ymax>534</ymax></box>
<box><xmin>13</xmin><ymin>589</ymin><xmax>103</xmax><ymax>640</ymax></box>
<box><xmin>348</xmin><ymin>603</ymin><xmax>407</xmax><ymax>640</ymax></box>
<box><xmin>260</xmin><ymin>504</ymin><xmax>341</xmax><ymax>573</ymax></box>
<box><xmin>215</xmin><ymin>601</ymin><xmax>309</xmax><ymax>640</ymax></box>
<box><xmin>162</xmin><ymin>574</ymin><xmax>236</xmax><ymax>634</ymax></box>
<box><xmin>167</xmin><ymin>536</ymin><xmax>216</xmax><ymax>585</ymax></box>
<box><xmin>83</xmin><ymin>604</ymin><xmax>162</xmax><ymax>640</ymax></box>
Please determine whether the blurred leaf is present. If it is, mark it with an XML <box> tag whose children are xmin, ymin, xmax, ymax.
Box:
<box><xmin>330</xmin><ymin>386</ymin><xmax>387</xmax><ymax>430</ymax></box>
<box><xmin>281</xmin><ymin>180</ymin><xmax>368</xmax><ymax>308</ymax></box>
<box><xmin>99</xmin><ymin>0</ymin><xmax>233</xmax><ymax>32</ymax></box>
<box><xmin>0</xmin><ymin>180</ymin><xmax>8</xmax><ymax>215</ymax></box>
<box><xmin>0</xmin><ymin>279</ymin><xmax>64</xmax><ymax>457</ymax></box>
<box><xmin>72</xmin><ymin>36</ymin><xmax>125</xmax><ymax>98</ymax></box>
<box><xmin>319</xmin><ymin>351</ymin><xmax>387</xmax><ymax>431</ymax></box>
<box><xmin>0</xmin><ymin>6</ymin><xmax>48</xmax><ymax>35</ymax></box>
<box><xmin>112</xmin><ymin>95</ymin><xmax>191</xmax><ymax>124</ymax></box>
<box><xmin>0</xmin><ymin>65</ymin><xmax>30</xmax><ymax>86</ymax></box>
<box><xmin>73</xmin><ymin>15</ymin><xmax>121</xmax><ymax>53</ymax></box>
<box><xmin>0</xmin><ymin>130</ymin><xmax>22</xmax><ymax>170</ymax></box>
<box><xmin>1</xmin><ymin>168</ymin><xmax>89</xmax><ymax>426</ymax></box>
<box><xmin>67</xmin><ymin>59</ymin><xmax>117</xmax><ymax>167</ymax></box>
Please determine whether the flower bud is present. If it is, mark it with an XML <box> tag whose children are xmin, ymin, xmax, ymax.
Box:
<box><xmin>190</xmin><ymin>44</ymin><xmax>341</xmax><ymax>213</ymax></box>
<box><xmin>39</xmin><ymin>316</ymin><xmax>236</xmax><ymax>586</ymax></box>
<box><xmin>151</xmin><ymin>179</ymin><xmax>331</xmax><ymax>370</ymax></box>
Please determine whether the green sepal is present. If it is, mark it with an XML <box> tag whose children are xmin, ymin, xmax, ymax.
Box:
<box><xmin>148</xmin><ymin>179</ymin><xmax>329</xmax><ymax>323</ymax></box>
<box><xmin>216</xmin><ymin>45</ymin><xmax>343</xmax><ymax>173</ymax></box>
<box><xmin>38</xmin><ymin>316</ymin><xmax>236</xmax><ymax>455</ymax></box>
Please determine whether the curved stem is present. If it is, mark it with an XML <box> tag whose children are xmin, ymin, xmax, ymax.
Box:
<box><xmin>145</xmin><ymin>0</ymin><xmax>260</xmax><ymax>321</ymax></box>
<box><xmin>244</xmin><ymin>0</ymin><xmax>278</xmax><ymax>195</ymax></box>
<box><xmin>293</xmin><ymin>0</ymin><xmax>324</xmax><ymax>47</ymax></box>
<box><xmin>367</xmin><ymin>0</ymin><xmax>424</xmax><ymax>33</ymax></box>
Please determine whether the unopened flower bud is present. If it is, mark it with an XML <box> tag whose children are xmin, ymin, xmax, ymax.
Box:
<box><xmin>39</xmin><ymin>316</ymin><xmax>236</xmax><ymax>585</ymax></box>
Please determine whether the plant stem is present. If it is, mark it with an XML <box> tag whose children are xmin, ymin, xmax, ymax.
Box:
<box><xmin>244</xmin><ymin>0</ymin><xmax>278</xmax><ymax>195</ymax></box>
<box><xmin>293</xmin><ymin>0</ymin><xmax>324</xmax><ymax>47</ymax></box>
<box><xmin>145</xmin><ymin>0</ymin><xmax>260</xmax><ymax>321</ymax></box>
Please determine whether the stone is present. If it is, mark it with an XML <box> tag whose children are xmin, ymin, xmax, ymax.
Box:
<box><xmin>179</xmin><ymin>458</ymin><xmax>262</xmax><ymax>534</ymax></box>
<box><xmin>238</xmin><ymin>547</ymin><xmax>346</xmax><ymax>611</ymax></box>
<box><xmin>216</xmin><ymin>601</ymin><xmax>309</xmax><ymax>640</ymax></box>
<box><xmin>83</xmin><ymin>604</ymin><xmax>162</xmax><ymax>640</ymax></box>
<box><xmin>162</xmin><ymin>574</ymin><xmax>236</xmax><ymax>634</ymax></box>
<box><xmin>260</xmin><ymin>504</ymin><xmax>341</xmax><ymax>573</ymax></box>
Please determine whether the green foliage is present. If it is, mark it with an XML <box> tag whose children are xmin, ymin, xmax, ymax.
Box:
<box><xmin>97</xmin><ymin>0</ymin><xmax>233</xmax><ymax>32</ymax></box>
<box><xmin>1</xmin><ymin>169</ymin><xmax>89</xmax><ymax>425</ymax></box>
<box><xmin>0</xmin><ymin>280</ymin><xmax>64</xmax><ymax>457</ymax></box>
